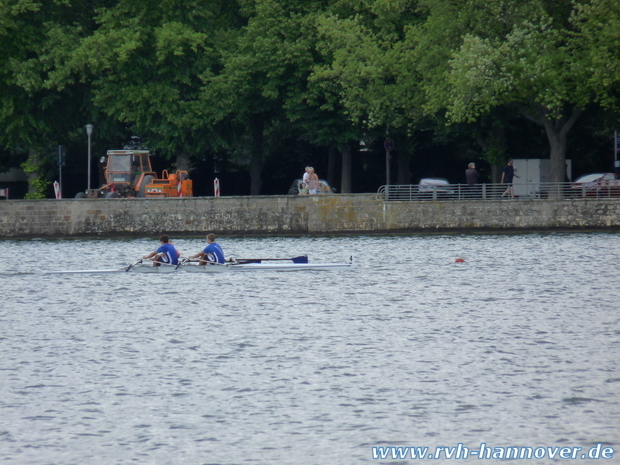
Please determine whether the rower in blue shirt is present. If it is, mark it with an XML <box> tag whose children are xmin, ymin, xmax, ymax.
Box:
<box><xmin>143</xmin><ymin>235</ymin><xmax>179</xmax><ymax>266</ymax></box>
<box><xmin>191</xmin><ymin>233</ymin><xmax>225</xmax><ymax>264</ymax></box>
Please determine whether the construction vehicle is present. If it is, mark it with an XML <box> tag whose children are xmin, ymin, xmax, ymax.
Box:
<box><xmin>75</xmin><ymin>150</ymin><xmax>192</xmax><ymax>198</ymax></box>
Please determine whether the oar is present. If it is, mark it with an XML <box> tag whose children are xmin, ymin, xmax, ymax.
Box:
<box><xmin>230</xmin><ymin>255</ymin><xmax>308</xmax><ymax>264</ymax></box>
<box><xmin>125</xmin><ymin>259</ymin><xmax>142</xmax><ymax>272</ymax></box>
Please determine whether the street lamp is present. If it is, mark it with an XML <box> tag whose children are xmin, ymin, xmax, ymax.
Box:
<box><xmin>86</xmin><ymin>124</ymin><xmax>93</xmax><ymax>191</ymax></box>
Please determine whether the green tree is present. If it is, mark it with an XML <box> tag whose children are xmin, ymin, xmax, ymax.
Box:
<box><xmin>201</xmin><ymin>0</ymin><xmax>325</xmax><ymax>194</ymax></box>
<box><xmin>309</xmin><ymin>1</ymin><xmax>425</xmax><ymax>188</ymax></box>
<box><xmin>572</xmin><ymin>0</ymin><xmax>620</xmax><ymax>109</ymax></box>
<box><xmin>287</xmin><ymin>10</ymin><xmax>362</xmax><ymax>192</ymax></box>
<box><xmin>44</xmin><ymin>0</ymin><xmax>232</xmax><ymax>172</ymax></box>
<box><xmin>0</xmin><ymin>0</ymin><xmax>101</xmax><ymax>197</ymax></box>
<box><xmin>415</xmin><ymin>0</ymin><xmax>616</xmax><ymax>185</ymax></box>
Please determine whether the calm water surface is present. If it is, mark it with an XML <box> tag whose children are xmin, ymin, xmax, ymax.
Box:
<box><xmin>0</xmin><ymin>233</ymin><xmax>619</xmax><ymax>464</ymax></box>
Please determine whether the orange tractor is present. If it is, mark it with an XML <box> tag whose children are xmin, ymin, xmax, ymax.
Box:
<box><xmin>76</xmin><ymin>150</ymin><xmax>192</xmax><ymax>198</ymax></box>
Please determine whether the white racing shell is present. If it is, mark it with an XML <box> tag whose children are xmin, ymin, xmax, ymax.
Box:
<box><xmin>47</xmin><ymin>256</ymin><xmax>355</xmax><ymax>274</ymax></box>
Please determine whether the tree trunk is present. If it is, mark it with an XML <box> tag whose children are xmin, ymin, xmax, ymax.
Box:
<box><xmin>250</xmin><ymin>115</ymin><xmax>264</xmax><ymax>195</ymax></box>
<box><xmin>490</xmin><ymin>164</ymin><xmax>501</xmax><ymax>184</ymax></box>
<box><xmin>26</xmin><ymin>148</ymin><xmax>41</xmax><ymax>197</ymax></box>
<box><xmin>97</xmin><ymin>157</ymin><xmax>106</xmax><ymax>188</ymax></box>
<box><xmin>516</xmin><ymin>103</ymin><xmax>582</xmax><ymax>184</ymax></box>
<box><xmin>542</xmin><ymin>118</ymin><xmax>576</xmax><ymax>183</ymax></box>
<box><xmin>545</xmin><ymin>124</ymin><xmax>567</xmax><ymax>181</ymax></box>
<box><xmin>341</xmin><ymin>144</ymin><xmax>352</xmax><ymax>193</ymax></box>
<box><xmin>175</xmin><ymin>150</ymin><xmax>190</xmax><ymax>172</ymax></box>
<box><xmin>396</xmin><ymin>148</ymin><xmax>411</xmax><ymax>184</ymax></box>
<box><xmin>327</xmin><ymin>145</ymin><xmax>338</xmax><ymax>188</ymax></box>
<box><xmin>392</xmin><ymin>134</ymin><xmax>410</xmax><ymax>185</ymax></box>
<box><xmin>541</xmin><ymin>105</ymin><xmax>582</xmax><ymax>198</ymax></box>
<box><xmin>475</xmin><ymin>122</ymin><xmax>506</xmax><ymax>183</ymax></box>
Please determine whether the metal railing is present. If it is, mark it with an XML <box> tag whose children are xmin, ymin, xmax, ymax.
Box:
<box><xmin>378</xmin><ymin>182</ymin><xmax>620</xmax><ymax>201</ymax></box>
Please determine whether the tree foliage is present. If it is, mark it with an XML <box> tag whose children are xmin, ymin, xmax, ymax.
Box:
<box><xmin>0</xmin><ymin>0</ymin><xmax>618</xmax><ymax>196</ymax></box>
<box><xmin>572</xmin><ymin>0</ymin><xmax>620</xmax><ymax>109</ymax></box>
<box><xmin>413</xmin><ymin>0</ymin><xmax>616</xmax><ymax>183</ymax></box>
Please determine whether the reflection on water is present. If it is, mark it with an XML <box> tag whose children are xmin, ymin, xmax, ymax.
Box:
<box><xmin>0</xmin><ymin>233</ymin><xmax>619</xmax><ymax>464</ymax></box>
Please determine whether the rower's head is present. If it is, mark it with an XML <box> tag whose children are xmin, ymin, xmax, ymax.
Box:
<box><xmin>160</xmin><ymin>235</ymin><xmax>170</xmax><ymax>244</ymax></box>
<box><xmin>207</xmin><ymin>233</ymin><xmax>216</xmax><ymax>243</ymax></box>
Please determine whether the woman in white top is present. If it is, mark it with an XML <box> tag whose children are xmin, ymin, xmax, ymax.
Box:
<box><xmin>306</xmin><ymin>167</ymin><xmax>320</xmax><ymax>194</ymax></box>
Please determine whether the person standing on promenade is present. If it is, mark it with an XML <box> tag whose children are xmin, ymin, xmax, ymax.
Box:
<box><xmin>466</xmin><ymin>162</ymin><xmax>479</xmax><ymax>198</ymax></box>
<box><xmin>466</xmin><ymin>163</ymin><xmax>479</xmax><ymax>186</ymax></box>
<box><xmin>306</xmin><ymin>167</ymin><xmax>320</xmax><ymax>195</ymax></box>
<box><xmin>501</xmin><ymin>159</ymin><xmax>520</xmax><ymax>198</ymax></box>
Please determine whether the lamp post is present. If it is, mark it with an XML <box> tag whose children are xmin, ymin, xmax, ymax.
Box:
<box><xmin>86</xmin><ymin>124</ymin><xmax>93</xmax><ymax>191</ymax></box>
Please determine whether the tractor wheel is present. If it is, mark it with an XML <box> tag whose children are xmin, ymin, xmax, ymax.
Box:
<box><xmin>105</xmin><ymin>192</ymin><xmax>121</xmax><ymax>199</ymax></box>
<box><xmin>137</xmin><ymin>175</ymin><xmax>155</xmax><ymax>197</ymax></box>
<box><xmin>75</xmin><ymin>192</ymin><xmax>86</xmax><ymax>199</ymax></box>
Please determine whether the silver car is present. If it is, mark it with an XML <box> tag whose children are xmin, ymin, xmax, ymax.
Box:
<box><xmin>418</xmin><ymin>178</ymin><xmax>455</xmax><ymax>195</ymax></box>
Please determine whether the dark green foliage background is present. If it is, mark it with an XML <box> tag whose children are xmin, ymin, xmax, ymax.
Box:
<box><xmin>0</xmin><ymin>0</ymin><xmax>618</xmax><ymax>197</ymax></box>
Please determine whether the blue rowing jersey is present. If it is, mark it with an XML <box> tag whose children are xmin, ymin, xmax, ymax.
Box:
<box><xmin>157</xmin><ymin>243</ymin><xmax>179</xmax><ymax>265</ymax></box>
<box><xmin>203</xmin><ymin>242</ymin><xmax>225</xmax><ymax>264</ymax></box>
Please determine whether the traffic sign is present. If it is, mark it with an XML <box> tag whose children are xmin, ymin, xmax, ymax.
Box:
<box><xmin>57</xmin><ymin>145</ymin><xmax>66</xmax><ymax>166</ymax></box>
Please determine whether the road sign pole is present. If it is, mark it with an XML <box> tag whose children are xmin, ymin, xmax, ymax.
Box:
<box><xmin>57</xmin><ymin>145</ymin><xmax>65</xmax><ymax>198</ymax></box>
<box><xmin>86</xmin><ymin>124</ymin><xmax>93</xmax><ymax>191</ymax></box>
<box><xmin>615</xmin><ymin>131</ymin><xmax>620</xmax><ymax>175</ymax></box>
<box><xmin>385</xmin><ymin>148</ymin><xmax>390</xmax><ymax>186</ymax></box>
<box><xmin>384</xmin><ymin>137</ymin><xmax>395</xmax><ymax>186</ymax></box>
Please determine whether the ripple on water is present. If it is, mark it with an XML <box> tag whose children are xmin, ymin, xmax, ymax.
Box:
<box><xmin>0</xmin><ymin>233</ymin><xmax>619</xmax><ymax>464</ymax></box>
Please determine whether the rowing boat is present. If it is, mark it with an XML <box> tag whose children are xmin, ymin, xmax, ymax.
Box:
<box><xmin>47</xmin><ymin>255</ymin><xmax>355</xmax><ymax>274</ymax></box>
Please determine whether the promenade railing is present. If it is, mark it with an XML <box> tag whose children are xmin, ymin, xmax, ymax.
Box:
<box><xmin>378</xmin><ymin>182</ymin><xmax>620</xmax><ymax>201</ymax></box>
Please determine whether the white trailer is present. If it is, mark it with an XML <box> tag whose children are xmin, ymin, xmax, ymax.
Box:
<box><xmin>513</xmin><ymin>159</ymin><xmax>572</xmax><ymax>198</ymax></box>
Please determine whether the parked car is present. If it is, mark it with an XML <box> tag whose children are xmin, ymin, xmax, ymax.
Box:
<box><xmin>418</xmin><ymin>178</ymin><xmax>455</xmax><ymax>196</ymax></box>
<box><xmin>571</xmin><ymin>173</ymin><xmax>620</xmax><ymax>197</ymax></box>
<box><xmin>288</xmin><ymin>179</ymin><xmax>336</xmax><ymax>195</ymax></box>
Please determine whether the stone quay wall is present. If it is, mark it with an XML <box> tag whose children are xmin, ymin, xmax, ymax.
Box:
<box><xmin>1</xmin><ymin>194</ymin><xmax>619</xmax><ymax>238</ymax></box>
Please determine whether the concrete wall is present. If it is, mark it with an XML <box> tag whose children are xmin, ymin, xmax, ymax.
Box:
<box><xmin>1</xmin><ymin>194</ymin><xmax>619</xmax><ymax>238</ymax></box>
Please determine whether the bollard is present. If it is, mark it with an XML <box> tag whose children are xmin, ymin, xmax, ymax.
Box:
<box><xmin>53</xmin><ymin>181</ymin><xmax>61</xmax><ymax>199</ymax></box>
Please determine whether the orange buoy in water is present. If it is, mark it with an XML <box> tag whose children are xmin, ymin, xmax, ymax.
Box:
<box><xmin>455</xmin><ymin>258</ymin><xmax>465</xmax><ymax>263</ymax></box>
